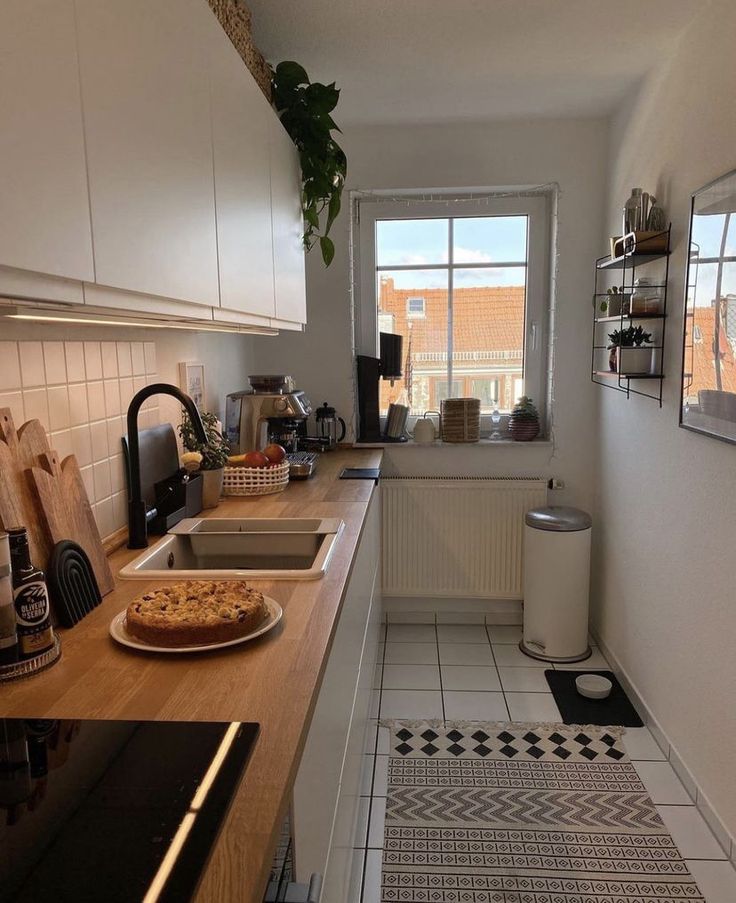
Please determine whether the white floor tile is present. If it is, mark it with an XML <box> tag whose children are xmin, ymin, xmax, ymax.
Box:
<box><xmin>372</xmin><ymin>755</ymin><xmax>388</xmax><ymax>797</ymax></box>
<box><xmin>367</xmin><ymin>796</ymin><xmax>386</xmax><ymax>848</ymax></box>
<box><xmin>386</xmin><ymin>623</ymin><xmax>436</xmax><ymax>643</ymax></box>
<box><xmin>441</xmin><ymin>665</ymin><xmax>501</xmax><ymax>692</ymax></box>
<box><xmin>686</xmin><ymin>859</ymin><xmax>736</xmax><ymax>903</ymax></box>
<box><xmin>360</xmin><ymin>755</ymin><xmax>374</xmax><ymax>796</ymax></box>
<box><xmin>362</xmin><ymin>849</ymin><xmax>383</xmax><ymax>903</ymax></box>
<box><xmin>633</xmin><ymin>761</ymin><xmax>693</xmax><ymax>805</ymax></box>
<box><xmin>553</xmin><ymin>648</ymin><xmax>609</xmax><ymax>669</ymax></box>
<box><xmin>380</xmin><ymin>689</ymin><xmax>444</xmax><ymax>720</ymax></box>
<box><xmin>347</xmin><ymin>848</ymin><xmax>365</xmax><ymax>903</ymax></box>
<box><xmin>440</xmin><ymin>644</ymin><xmax>494</xmax><ymax>666</ymax></box>
<box><xmin>622</xmin><ymin>726</ymin><xmax>667</xmax><ymax>761</ymax></box>
<box><xmin>360</xmin><ymin>754</ymin><xmax>388</xmax><ymax>797</ymax></box>
<box><xmin>354</xmin><ymin>796</ymin><xmax>370</xmax><ymax>847</ymax></box>
<box><xmin>384</xmin><ymin>642</ymin><xmax>438</xmax><ymax>665</ymax></box>
<box><xmin>369</xmin><ymin>690</ymin><xmax>380</xmax><ymax>719</ymax></box>
<box><xmin>376</xmin><ymin>726</ymin><xmax>390</xmax><ymax>755</ymax></box>
<box><xmin>493</xmin><ymin>644</ymin><xmax>547</xmax><ymax>667</ymax></box>
<box><xmin>498</xmin><ymin>666</ymin><xmax>551</xmax><ymax>692</ymax></box>
<box><xmin>487</xmin><ymin>625</ymin><xmax>523</xmax><ymax>644</ymax></box>
<box><xmin>506</xmin><ymin>692</ymin><xmax>561</xmax><ymax>722</ymax></box>
<box><xmin>382</xmin><ymin>664</ymin><xmax>441</xmax><ymax>690</ymax></box>
<box><xmin>656</xmin><ymin>806</ymin><xmax>727</xmax><ymax>860</ymax></box>
<box><xmin>363</xmin><ymin>720</ymin><xmax>379</xmax><ymax>754</ymax></box>
<box><xmin>443</xmin><ymin>690</ymin><xmax>508</xmax><ymax>721</ymax></box>
<box><xmin>437</xmin><ymin>624</ymin><xmax>489</xmax><ymax>644</ymax></box>
<box><xmin>373</xmin><ymin>663</ymin><xmax>383</xmax><ymax>689</ymax></box>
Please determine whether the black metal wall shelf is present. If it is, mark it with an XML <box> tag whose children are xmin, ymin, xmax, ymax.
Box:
<box><xmin>591</xmin><ymin>226</ymin><xmax>671</xmax><ymax>406</ymax></box>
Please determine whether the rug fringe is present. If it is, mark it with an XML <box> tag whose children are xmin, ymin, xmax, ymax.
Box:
<box><xmin>378</xmin><ymin>719</ymin><xmax>626</xmax><ymax>738</ymax></box>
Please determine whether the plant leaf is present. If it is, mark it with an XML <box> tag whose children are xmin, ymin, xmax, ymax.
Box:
<box><xmin>320</xmin><ymin>235</ymin><xmax>335</xmax><ymax>266</ymax></box>
<box><xmin>275</xmin><ymin>61</ymin><xmax>309</xmax><ymax>90</ymax></box>
<box><xmin>325</xmin><ymin>192</ymin><xmax>341</xmax><ymax>235</ymax></box>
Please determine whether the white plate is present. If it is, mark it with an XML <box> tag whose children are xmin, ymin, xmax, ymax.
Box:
<box><xmin>109</xmin><ymin>595</ymin><xmax>283</xmax><ymax>654</ymax></box>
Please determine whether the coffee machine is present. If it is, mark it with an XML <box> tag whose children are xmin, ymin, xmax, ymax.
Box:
<box><xmin>225</xmin><ymin>376</ymin><xmax>317</xmax><ymax>477</ymax></box>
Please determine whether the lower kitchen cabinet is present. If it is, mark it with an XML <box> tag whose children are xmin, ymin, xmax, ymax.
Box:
<box><xmin>291</xmin><ymin>491</ymin><xmax>381</xmax><ymax>900</ymax></box>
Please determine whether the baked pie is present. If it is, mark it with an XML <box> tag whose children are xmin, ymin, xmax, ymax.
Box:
<box><xmin>126</xmin><ymin>580</ymin><xmax>268</xmax><ymax>647</ymax></box>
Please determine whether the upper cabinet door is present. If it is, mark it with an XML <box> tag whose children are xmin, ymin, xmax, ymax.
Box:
<box><xmin>74</xmin><ymin>0</ymin><xmax>219</xmax><ymax>306</ymax></box>
<box><xmin>269</xmin><ymin>118</ymin><xmax>307</xmax><ymax>324</ymax></box>
<box><xmin>0</xmin><ymin>0</ymin><xmax>94</xmax><ymax>281</ymax></box>
<box><xmin>210</xmin><ymin>29</ymin><xmax>275</xmax><ymax>316</ymax></box>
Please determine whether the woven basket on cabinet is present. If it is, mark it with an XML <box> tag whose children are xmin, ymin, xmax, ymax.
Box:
<box><xmin>222</xmin><ymin>460</ymin><xmax>289</xmax><ymax>496</ymax></box>
<box><xmin>440</xmin><ymin>397</ymin><xmax>481</xmax><ymax>443</ymax></box>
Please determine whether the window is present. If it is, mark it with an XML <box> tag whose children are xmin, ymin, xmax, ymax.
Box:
<box><xmin>406</xmin><ymin>297</ymin><xmax>426</xmax><ymax>318</ymax></box>
<box><xmin>357</xmin><ymin>193</ymin><xmax>550</xmax><ymax>426</ymax></box>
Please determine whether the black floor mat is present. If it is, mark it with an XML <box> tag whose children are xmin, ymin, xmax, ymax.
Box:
<box><xmin>545</xmin><ymin>669</ymin><xmax>643</xmax><ymax>727</ymax></box>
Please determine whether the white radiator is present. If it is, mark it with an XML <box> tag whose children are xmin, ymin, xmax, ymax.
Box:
<box><xmin>382</xmin><ymin>477</ymin><xmax>547</xmax><ymax>599</ymax></box>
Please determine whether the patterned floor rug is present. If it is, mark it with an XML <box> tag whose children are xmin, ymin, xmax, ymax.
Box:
<box><xmin>380</xmin><ymin>721</ymin><xmax>705</xmax><ymax>902</ymax></box>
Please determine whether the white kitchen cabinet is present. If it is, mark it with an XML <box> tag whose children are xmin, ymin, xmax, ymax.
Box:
<box><xmin>74</xmin><ymin>0</ymin><xmax>220</xmax><ymax>307</ymax></box>
<box><xmin>269</xmin><ymin>117</ymin><xmax>308</xmax><ymax>324</ymax></box>
<box><xmin>210</xmin><ymin>28</ymin><xmax>275</xmax><ymax>317</ymax></box>
<box><xmin>293</xmin><ymin>492</ymin><xmax>381</xmax><ymax>897</ymax></box>
<box><xmin>0</xmin><ymin>0</ymin><xmax>94</xmax><ymax>282</ymax></box>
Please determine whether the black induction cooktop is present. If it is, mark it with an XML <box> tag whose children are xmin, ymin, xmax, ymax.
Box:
<box><xmin>0</xmin><ymin>718</ymin><xmax>259</xmax><ymax>903</ymax></box>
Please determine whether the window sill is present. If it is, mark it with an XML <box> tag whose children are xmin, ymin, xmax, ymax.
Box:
<box><xmin>353</xmin><ymin>438</ymin><xmax>552</xmax><ymax>448</ymax></box>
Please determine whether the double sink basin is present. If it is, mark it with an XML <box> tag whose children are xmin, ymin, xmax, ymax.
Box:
<box><xmin>119</xmin><ymin>517</ymin><xmax>344</xmax><ymax>581</ymax></box>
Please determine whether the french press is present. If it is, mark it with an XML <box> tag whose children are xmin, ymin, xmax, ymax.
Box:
<box><xmin>315</xmin><ymin>402</ymin><xmax>346</xmax><ymax>450</ymax></box>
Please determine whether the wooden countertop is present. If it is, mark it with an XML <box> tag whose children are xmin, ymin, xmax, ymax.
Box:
<box><xmin>0</xmin><ymin>448</ymin><xmax>383</xmax><ymax>902</ymax></box>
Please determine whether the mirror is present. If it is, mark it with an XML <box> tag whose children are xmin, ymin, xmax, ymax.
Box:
<box><xmin>680</xmin><ymin>169</ymin><xmax>736</xmax><ymax>443</ymax></box>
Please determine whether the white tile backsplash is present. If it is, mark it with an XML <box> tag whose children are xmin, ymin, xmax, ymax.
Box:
<box><xmin>43</xmin><ymin>341</ymin><xmax>67</xmax><ymax>384</ymax></box>
<box><xmin>0</xmin><ymin>342</ymin><xmax>21</xmax><ymax>390</ymax></box>
<box><xmin>20</xmin><ymin>342</ymin><xmax>45</xmax><ymax>387</ymax></box>
<box><xmin>0</xmin><ymin>340</ymin><xmax>161</xmax><ymax>540</ymax></box>
<box><xmin>84</xmin><ymin>342</ymin><xmax>103</xmax><ymax>380</ymax></box>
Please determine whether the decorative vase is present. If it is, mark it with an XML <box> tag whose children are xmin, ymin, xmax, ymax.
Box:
<box><xmin>201</xmin><ymin>467</ymin><xmax>224</xmax><ymax>509</ymax></box>
<box><xmin>508</xmin><ymin>396</ymin><xmax>540</xmax><ymax>442</ymax></box>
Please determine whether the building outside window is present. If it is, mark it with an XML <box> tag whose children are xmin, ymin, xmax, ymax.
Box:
<box><xmin>355</xmin><ymin>192</ymin><xmax>551</xmax><ymax>429</ymax></box>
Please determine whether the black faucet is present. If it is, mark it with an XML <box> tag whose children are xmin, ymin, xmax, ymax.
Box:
<box><xmin>126</xmin><ymin>383</ymin><xmax>207</xmax><ymax>549</ymax></box>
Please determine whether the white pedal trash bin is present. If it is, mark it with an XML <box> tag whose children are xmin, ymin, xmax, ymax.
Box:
<box><xmin>521</xmin><ymin>506</ymin><xmax>592</xmax><ymax>663</ymax></box>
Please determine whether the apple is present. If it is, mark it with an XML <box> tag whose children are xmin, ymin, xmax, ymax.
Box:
<box><xmin>243</xmin><ymin>450</ymin><xmax>269</xmax><ymax>468</ymax></box>
<box><xmin>263</xmin><ymin>443</ymin><xmax>286</xmax><ymax>465</ymax></box>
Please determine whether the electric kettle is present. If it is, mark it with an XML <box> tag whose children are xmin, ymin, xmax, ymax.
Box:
<box><xmin>411</xmin><ymin>411</ymin><xmax>440</xmax><ymax>444</ymax></box>
<box><xmin>315</xmin><ymin>402</ymin><xmax>346</xmax><ymax>450</ymax></box>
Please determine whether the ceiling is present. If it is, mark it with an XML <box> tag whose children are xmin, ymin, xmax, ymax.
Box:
<box><xmin>247</xmin><ymin>0</ymin><xmax>703</xmax><ymax>125</ymax></box>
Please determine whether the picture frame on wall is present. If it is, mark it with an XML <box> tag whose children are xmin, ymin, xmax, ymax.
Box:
<box><xmin>179</xmin><ymin>361</ymin><xmax>205</xmax><ymax>410</ymax></box>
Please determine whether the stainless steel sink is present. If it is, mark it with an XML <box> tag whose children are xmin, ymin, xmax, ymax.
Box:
<box><xmin>118</xmin><ymin>518</ymin><xmax>344</xmax><ymax>580</ymax></box>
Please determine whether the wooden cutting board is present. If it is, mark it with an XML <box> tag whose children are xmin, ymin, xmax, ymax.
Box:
<box><xmin>29</xmin><ymin>451</ymin><xmax>115</xmax><ymax>596</ymax></box>
<box><xmin>0</xmin><ymin>408</ymin><xmax>53</xmax><ymax>569</ymax></box>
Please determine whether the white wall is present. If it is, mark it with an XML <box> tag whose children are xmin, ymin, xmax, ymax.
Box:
<box><xmin>251</xmin><ymin>117</ymin><xmax>608</xmax><ymax>508</ymax></box>
<box><xmin>0</xmin><ymin>321</ymin><xmax>254</xmax><ymax>538</ymax></box>
<box><xmin>595</xmin><ymin>0</ymin><xmax>736</xmax><ymax>837</ymax></box>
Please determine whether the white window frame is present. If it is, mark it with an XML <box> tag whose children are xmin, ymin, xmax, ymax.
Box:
<box><xmin>354</xmin><ymin>192</ymin><xmax>551</xmax><ymax>435</ymax></box>
<box><xmin>406</xmin><ymin>296</ymin><xmax>426</xmax><ymax>318</ymax></box>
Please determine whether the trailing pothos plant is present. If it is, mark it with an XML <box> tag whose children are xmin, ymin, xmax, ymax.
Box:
<box><xmin>271</xmin><ymin>61</ymin><xmax>346</xmax><ymax>266</ymax></box>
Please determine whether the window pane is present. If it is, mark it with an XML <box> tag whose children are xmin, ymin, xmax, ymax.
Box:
<box><xmin>453</xmin><ymin>216</ymin><xmax>527</xmax><ymax>264</ymax></box>
<box><xmin>452</xmin><ymin>268</ymin><xmax>526</xmax><ymax>412</ymax></box>
<box><xmin>376</xmin><ymin>218</ymin><xmax>448</xmax><ymax>267</ymax></box>
<box><xmin>378</xmin><ymin>269</ymin><xmax>448</xmax><ymax>416</ymax></box>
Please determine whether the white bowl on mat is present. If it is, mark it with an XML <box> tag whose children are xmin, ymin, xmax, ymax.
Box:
<box><xmin>575</xmin><ymin>674</ymin><xmax>613</xmax><ymax>700</ymax></box>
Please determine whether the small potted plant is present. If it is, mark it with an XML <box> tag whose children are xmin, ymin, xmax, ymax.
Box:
<box><xmin>179</xmin><ymin>410</ymin><xmax>229</xmax><ymax>509</ymax></box>
<box><xmin>508</xmin><ymin>396</ymin><xmax>540</xmax><ymax>441</ymax></box>
<box><xmin>608</xmin><ymin>325</ymin><xmax>654</xmax><ymax>375</ymax></box>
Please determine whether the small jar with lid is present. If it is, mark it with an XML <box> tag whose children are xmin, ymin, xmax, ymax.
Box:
<box><xmin>631</xmin><ymin>277</ymin><xmax>662</xmax><ymax>315</ymax></box>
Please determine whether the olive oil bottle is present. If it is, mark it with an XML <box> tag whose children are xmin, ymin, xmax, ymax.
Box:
<box><xmin>8</xmin><ymin>528</ymin><xmax>54</xmax><ymax>660</ymax></box>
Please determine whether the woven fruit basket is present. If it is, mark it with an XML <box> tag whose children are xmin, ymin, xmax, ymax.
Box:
<box><xmin>222</xmin><ymin>460</ymin><xmax>289</xmax><ymax>496</ymax></box>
